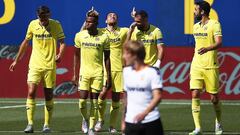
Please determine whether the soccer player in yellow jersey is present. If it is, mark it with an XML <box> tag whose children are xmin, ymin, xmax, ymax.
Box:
<box><xmin>126</xmin><ymin>10</ymin><xmax>164</xmax><ymax>68</ymax></box>
<box><xmin>73</xmin><ymin>12</ymin><xmax>111</xmax><ymax>135</ymax></box>
<box><xmin>189</xmin><ymin>1</ymin><xmax>223</xmax><ymax>135</ymax></box>
<box><xmin>9</xmin><ymin>6</ymin><xmax>66</xmax><ymax>133</ymax></box>
<box><xmin>94</xmin><ymin>12</ymin><xmax>128</xmax><ymax>133</ymax></box>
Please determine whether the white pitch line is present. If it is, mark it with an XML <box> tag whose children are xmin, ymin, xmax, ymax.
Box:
<box><xmin>0</xmin><ymin>103</ymin><xmax>44</xmax><ymax>109</ymax></box>
<box><xmin>1</xmin><ymin>100</ymin><xmax>240</xmax><ymax>106</ymax></box>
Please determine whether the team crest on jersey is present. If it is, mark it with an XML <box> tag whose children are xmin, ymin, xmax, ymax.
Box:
<box><xmin>84</xmin><ymin>36</ymin><xmax>88</xmax><ymax>39</ymax></box>
<box><xmin>203</xmin><ymin>26</ymin><xmax>208</xmax><ymax>31</ymax></box>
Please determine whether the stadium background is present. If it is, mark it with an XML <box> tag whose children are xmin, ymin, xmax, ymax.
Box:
<box><xmin>0</xmin><ymin>0</ymin><xmax>239</xmax><ymax>99</ymax></box>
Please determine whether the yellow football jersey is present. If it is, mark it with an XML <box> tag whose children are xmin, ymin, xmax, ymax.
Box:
<box><xmin>192</xmin><ymin>19</ymin><xmax>222</xmax><ymax>68</ymax></box>
<box><xmin>74</xmin><ymin>29</ymin><xmax>110</xmax><ymax>77</ymax></box>
<box><xmin>131</xmin><ymin>25</ymin><xmax>163</xmax><ymax>66</ymax></box>
<box><xmin>103</xmin><ymin>27</ymin><xmax>128</xmax><ymax>71</ymax></box>
<box><xmin>26</xmin><ymin>19</ymin><xmax>65</xmax><ymax>69</ymax></box>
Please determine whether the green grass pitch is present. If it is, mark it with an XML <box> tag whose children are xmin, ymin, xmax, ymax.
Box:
<box><xmin>0</xmin><ymin>99</ymin><xmax>240</xmax><ymax>135</ymax></box>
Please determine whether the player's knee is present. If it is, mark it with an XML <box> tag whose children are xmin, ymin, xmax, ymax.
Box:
<box><xmin>92</xmin><ymin>99</ymin><xmax>99</xmax><ymax>110</ymax></box>
<box><xmin>79</xmin><ymin>99</ymin><xmax>87</xmax><ymax>109</ymax></box>
<box><xmin>112</xmin><ymin>92</ymin><xmax>121</xmax><ymax>102</ymax></box>
<box><xmin>191</xmin><ymin>90</ymin><xmax>200</xmax><ymax>98</ymax></box>
<box><xmin>211</xmin><ymin>96</ymin><xmax>219</xmax><ymax>105</ymax></box>
<box><xmin>112</xmin><ymin>101</ymin><xmax>120</xmax><ymax>110</ymax></box>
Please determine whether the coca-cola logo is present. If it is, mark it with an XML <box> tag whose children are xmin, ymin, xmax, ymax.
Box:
<box><xmin>161</xmin><ymin>51</ymin><xmax>240</xmax><ymax>95</ymax></box>
<box><xmin>0</xmin><ymin>45</ymin><xmax>18</xmax><ymax>60</ymax></box>
<box><xmin>53</xmin><ymin>81</ymin><xmax>78</xmax><ymax>96</ymax></box>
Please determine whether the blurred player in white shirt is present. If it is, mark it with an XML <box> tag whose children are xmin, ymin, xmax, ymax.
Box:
<box><xmin>121</xmin><ymin>40</ymin><xmax>164</xmax><ymax>135</ymax></box>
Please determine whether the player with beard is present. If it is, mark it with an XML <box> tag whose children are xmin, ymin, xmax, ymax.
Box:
<box><xmin>189</xmin><ymin>1</ymin><xmax>223</xmax><ymax>135</ymax></box>
<box><xmin>94</xmin><ymin>12</ymin><xmax>128</xmax><ymax>133</ymax></box>
<box><xmin>126</xmin><ymin>10</ymin><xmax>164</xmax><ymax>69</ymax></box>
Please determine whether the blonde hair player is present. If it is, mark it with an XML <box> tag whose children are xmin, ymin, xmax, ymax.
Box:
<box><xmin>122</xmin><ymin>41</ymin><xmax>164</xmax><ymax>135</ymax></box>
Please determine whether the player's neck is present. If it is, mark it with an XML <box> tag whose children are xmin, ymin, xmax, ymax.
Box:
<box><xmin>200</xmin><ymin>16</ymin><xmax>210</xmax><ymax>26</ymax></box>
<box><xmin>141</xmin><ymin>23</ymin><xmax>150</xmax><ymax>32</ymax></box>
<box><xmin>88</xmin><ymin>28</ymin><xmax>98</xmax><ymax>36</ymax></box>
<box><xmin>107</xmin><ymin>25</ymin><xmax>117</xmax><ymax>32</ymax></box>
<box><xmin>133</xmin><ymin>61</ymin><xmax>147</xmax><ymax>71</ymax></box>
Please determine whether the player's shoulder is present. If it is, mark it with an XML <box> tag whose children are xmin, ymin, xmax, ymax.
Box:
<box><xmin>28</xmin><ymin>19</ymin><xmax>38</xmax><ymax>26</ymax></box>
<box><xmin>147</xmin><ymin>66</ymin><xmax>161</xmax><ymax>76</ymax></box>
<box><xmin>120</xmin><ymin>27</ymin><xmax>129</xmax><ymax>32</ymax></box>
<box><xmin>49</xmin><ymin>19</ymin><xmax>61</xmax><ymax>24</ymax></box>
<box><xmin>150</xmin><ymin>24</ymin><xmax>161</xmax><ymax>33</ymax></box>
<box><xmin>209</xmin><ymin>19</ymin><xmax>221</xmax><ymax>26</ymax></box>
<box><xmin>75</xmin><ymin>30</ymin><xmax>87</xmax><ymax>38</ymax></box>
<box><xmin>123</xmin><ymin>66</ymin><xmax>133</xmax><ymax>73</ymax></box>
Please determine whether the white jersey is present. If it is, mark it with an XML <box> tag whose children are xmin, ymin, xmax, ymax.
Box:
<box><xmin>123</xmin><ymin>66</ymin><xmax>163</xmax><ymax>124</ymax></box>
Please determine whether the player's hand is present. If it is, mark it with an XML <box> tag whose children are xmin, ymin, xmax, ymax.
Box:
<box><xmin>9</xmin><ymin>61</ymin><xmax>17</xmax><ymax>72</ymax></box>
<box><xmin>55</xmin><ymin>54</ymin><xmax>62</xmax><ymax>63</ymax></box>
<box><xmin>129</xmin><ymin>22</ymin><xmax>137</xmax><ymax>31</ymax></box>
<box><xmin>133</xmin><ymin>112</ymin><xmax>147</xmax><ymax>123</ymax></box>
<box><xmin>121</xmin><ymin>120</ymin><xmax>126</xmax><ymax>134</ymax></box>
<box><xmin>99</xmin><ymin>87</ymin><xmax>108</xmax><ymax>99</ymax></box>
<box><xmin>131</xmin><ymin>7</ymin><xmax>136</xmax><ymax>18</ymax></box>
<box><xmin>71</xmin><ymin>75</ymin><xmax>78</xmax><ymax>86</ymax></box>
<box><xmin>198</xmin><ymin>47</ymin><xmax>209</xmax><ymax>55</ymax></box>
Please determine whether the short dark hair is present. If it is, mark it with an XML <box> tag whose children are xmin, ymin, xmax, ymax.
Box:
<box><xmin>135</xmin><ymin>10</ymin><xmax>148</xmax><ymax>18</ymax></box>
<box><xmin>106</xmin><ymin>12</ymin><xmax>118</xmax><ymax>19</ymax></box>
<box><xmin>37</xmin><ymin>6</ymin><xmax>50</xmax><ymax>15</ymax></box>
<box><xmin>87</xmin><ymin>11</ymin><xmax>99</xmax><ymax>21</ymax></box>
<box><xmin>195</xmin><ymin>1</ymin><xmax>211</xmax><ymax>16</ymax></box>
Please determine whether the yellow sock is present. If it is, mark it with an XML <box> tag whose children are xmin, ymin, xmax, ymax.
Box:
<box><xmin>110</xmin><ymin>101</ymin><xmax>120</xmax><ymax>128</ymax></box>
<box><xmin>79</xmin><ymin>99</ymin><xmax>88</xmax><ymax>120</ymax></box>
<box><xmin>44</xmin><ymin>100</ymin><xmax>54</xmax><ymax>126</ymax></box>
<box><xmin>98</xmin><ymin>98</ymin><xmax>106</xmax><ymax>122</ymax></box>
<box><xmin>26</xmin><ymin>99</ymin><xmax>36</xmax><ymax>125</ymax></box>
<box><xmin>89</xmin><ymin>99</ymin><xmax>98</xmax><ymax>129</ymax></box>
<box><xmin>214</xmin><ymin>101</ymin><xmax>222</xmax><ymax>124</ymax></box>
<box><xmin>192</xmin><ymin>98</ymin><xmax>201</xmax><ymax>129</ymax></box>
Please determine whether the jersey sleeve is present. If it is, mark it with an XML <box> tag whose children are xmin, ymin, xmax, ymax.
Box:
<box><xmin>155</xmin><ymin>28</ymin><xmax>164</xmax><ymax>45</ymax></box>
<box><xmin>213</xmin><ymin>21</ymin><xmax>222</xmax><ymax>37</ymax></box>
<box><xmin>25</xmin><ymin>21</ymin><xmax>33</xmax><ymax>40</ymax></box>
<box><xmin>151</xmin><ymin>69</ymin><xmax>163</xmax><ymax>90</ymax></box>
<box><xmin>74</xmin><ymin>33</ymin><xmax>81</xmax><ymax>48</ymax></box>
<box><xmin>56</xmin><ymin>22</ymin><xmax>65</xmax><ymax>39</ymax></box>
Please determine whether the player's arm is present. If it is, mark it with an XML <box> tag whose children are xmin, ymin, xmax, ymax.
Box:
<box><xmin>133</xmin><ymin>89</ymin><xmax>162</xmax><ymax>123</ymax></box>
<box><xmin>56</xmin><ymin>38</ymin><xmax>66</xmax><ymax>63</ymax></box>
<box><xmin>121</xmin><ymin>91</ymin><xmax>127</xmax><ymax>133</ymax></box>
<box><xmin>198</xmin><ymin>36</ymin><xmax>222</xmax><ymax>55</ymax></box>
<box><xmin>153</xmin><ymin>29</ymin><xmax>164</xmax><ymax>68</ymax></box>
<box><xmin>72</xmin><ymin>48</ymin><xmax>80</xmax><ymax>85</ymax></box>
<box><xmin>72</xmin><ymin>33</ymin><xmax>81</xmax><ymax>85</ymax></box>
<box><xmin>124</xmin><ymin>22</ymin><xmax>137</xmax><ymax>45</ymax></box>
<box><xmin>104</xmin><ymin>50</ymin><xmax>111</xmax><ymax>89</ymax></box>
<box><xmin>9</xmin><ymin>39</ymin><xmax>30</xmax><ymax>71</ymax></box>
<box><xmin>198</xmin><ymin>22</ymin><xmax>222</xmax><ymax>55</ymax></box>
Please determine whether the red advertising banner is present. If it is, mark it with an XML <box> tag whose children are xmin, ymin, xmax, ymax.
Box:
<box><xmin>0</xmin><ymin>46</ymin><xmax>239</xmax><ymax>99</ymax></box>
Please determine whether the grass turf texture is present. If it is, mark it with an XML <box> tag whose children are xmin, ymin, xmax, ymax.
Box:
<box><xmin>0</xmin><ymin>99</ymin><xmax>239</xmax><ymax>135</ymax></box>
